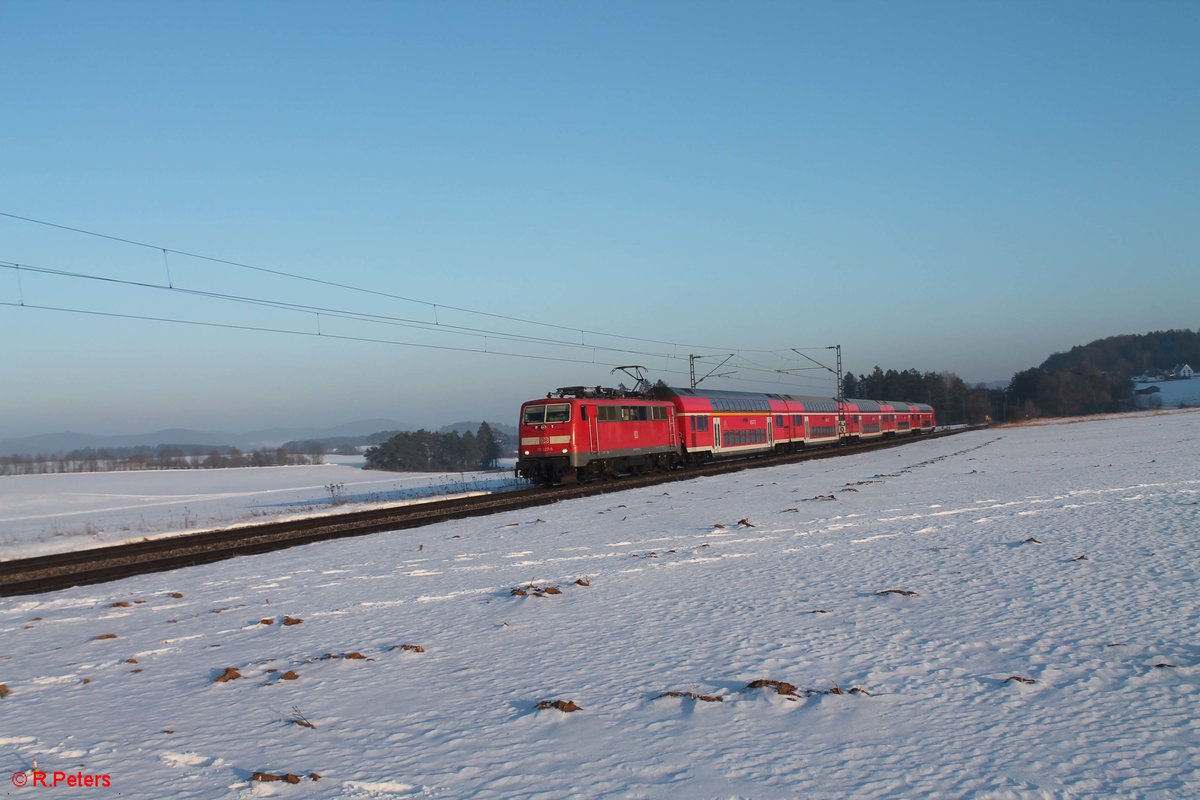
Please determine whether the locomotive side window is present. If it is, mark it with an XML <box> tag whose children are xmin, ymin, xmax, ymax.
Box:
<box><xmin>696</xmin><ymin>415</ymin><xmax>708</xmax><ymax>431</ymax></box>
<box><xmin>722</xmin><ymin>428</ymin><xmax>768</xmax><ymax>447</ymax></box>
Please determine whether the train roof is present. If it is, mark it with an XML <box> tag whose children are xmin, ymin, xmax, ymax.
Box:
<box><xmin>845</xmin><ymin>398</ymin><xmax>934</xmax><ymax>412</ymax></box>
<box><xmin>877</xmin><ymin>400</ymin><xmax>935</xmax><ymax>412</ymax></box>
<box><xmin>655</xmin><ymin>386</ymin><xmax>839</xmax><ymax>412</ymax></box>
<box><xmin>654</xmin><ymin>387</ymin><xmax>932</xmax><ymax>414</ymax></box>
<box><xmin>656</xmin><ymin>386</ymin><xmax>833</xmax><ymax>402</ymax></box>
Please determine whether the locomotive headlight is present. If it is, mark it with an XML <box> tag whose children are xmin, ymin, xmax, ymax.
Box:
<box><xmin>523</xmin><ymin>450</ymin><xmax>530</xmax><ymax>455</ymax></box>
<box><xmin>561</xmin><ymin>448</ymin><xmax>568</xmax><ymax>454</ymax></box>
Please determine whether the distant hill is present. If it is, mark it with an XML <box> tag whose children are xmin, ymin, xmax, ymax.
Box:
<box><xmin>0</xmin><ymin>429</ymin><xmax>237</xmax><ymax>456</ymax></box>
<box><xmin>0</xmin><ymin>419</ymin><xmax>415</xmax><ymax>458</ymax></box>
<box><xmin>1003</xmin><ymin>329</ymin><xmax>1199</xmax><ymax>420</ymax></box>
<box><xmin>1040</xmin><ymin>329</ymin><xmax>1199</xmax><ymax>378</ymax></box>
<box><xmin>282</xmin><ymin>431</ymin><xmax>408</xmax><ymax>454</ymax></box>
<box><xmin>438</xmin><ymin>420</ymin><xmax>517</xmax><ymax>438</ymax></box>
<box><xmin>281</xmin><ymin>421</ymin><xmax>518</xmax><ymax>456</ymax></box>
<box><xmin>241</xmin><ymin>419</ymin><xmax>415</xmax><ymax>446</ymax></box>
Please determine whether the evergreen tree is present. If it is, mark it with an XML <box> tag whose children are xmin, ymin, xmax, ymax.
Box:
<box><xmin>477</xmin><ymin>421</ymin><xmax>502</xmax><ymax>469</ymax></box>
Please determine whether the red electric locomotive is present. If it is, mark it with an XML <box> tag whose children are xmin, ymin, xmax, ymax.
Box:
<box><xmin>516</xmin><ymin>385</ymin><xmax>935</xmax><ymax>486</ymax></box>
<box><xmin>516</xmin><ymin>388</ymin><xmax>681</xmax><ymax>485</ymax></box>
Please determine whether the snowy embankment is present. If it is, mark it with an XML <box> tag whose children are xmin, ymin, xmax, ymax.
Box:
<box><xmin>0</xmin><ymin>455</ymin><xmax>522</xmax><ymax>560</ymax></box>
<box><xmin>1133</xmin><ymin>378</ymin><xmax>1200</xmax><ymax>409</ymax></box>
<box><xmin>0</xmin><ymin>411</ymin><xmax>1196</xmax><ymax>798</ymax></box>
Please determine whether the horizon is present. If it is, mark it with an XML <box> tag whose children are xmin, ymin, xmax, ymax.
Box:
<box><xmin>0</xmin><ymin>327</ymin><xmax>1187</xmax><ymax>443</ymax></box>
<box><xmin>0</xmin><ymin>416</ymin><xmax>519</xmax><ymax>448</ymax></box>
<box><xmin>3</xmin><ymin>1</ymin><xmax>1197</xmax><ymax>440</ymax></box>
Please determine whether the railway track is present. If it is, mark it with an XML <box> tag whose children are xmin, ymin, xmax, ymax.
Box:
<box><xmin>0</xmin><ymin>427</ymin><xmax>978</xmax><ymax>596</ymax></box>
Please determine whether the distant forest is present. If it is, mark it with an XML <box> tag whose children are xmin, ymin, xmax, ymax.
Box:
<box><xmin>1038</xmin><ymin>329</ymin><xmax>1199</xmax><ymax>376</ymax></box>
<box><xmin>0</xmin><ymin>444</ymin><xmax>324</xmax><ymax>477</ymax></box>
<box><xmin>850</xmin><ymin>329</ymin><xmax>1198</xmax><ymax>423</ymax></box>
<box><xmin>363</xmin><ymin>422</ymin><xmax>507</xmax><ymax>473</ymax></box>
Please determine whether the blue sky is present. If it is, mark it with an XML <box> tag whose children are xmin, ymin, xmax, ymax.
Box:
<box><xmin>2</xmin><ymin>0</ymin><xmax>1197</xmax><ymax>438</ymax></box>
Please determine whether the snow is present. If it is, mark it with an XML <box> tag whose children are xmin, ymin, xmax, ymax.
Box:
<box><xmin>1133</xmin><ymin>378</ymin><xmax>1200</xmax><ymax>410</ymax></box>
<box><xmin>0</xmin><ymin>455</ymin><xmax>522</xmax><ymax>560</ymax></box>
<box><xmin>1</xmin><ymin>410</ymin><xmax>1197</xmax><ymax>798</ymax></box>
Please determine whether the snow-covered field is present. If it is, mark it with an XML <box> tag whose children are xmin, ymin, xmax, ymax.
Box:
<box><xmin>1</xmin><ymin>410</ymin><xmax>1197</xmax><ymax>798</ymax></box>
<box><xmin>0</xmin><ymin>456</ymin><xmax>522</xmax><ymax>560</ymax></box>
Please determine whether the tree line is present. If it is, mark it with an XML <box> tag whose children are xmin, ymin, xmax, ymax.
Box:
<box><xmin>847</xmin><ymin>330</ymin><xmax>1198</xmax><ymax>423</ymax></box>
<box><xmin>0</xmin><ymin>445</ymin><xmax>324</xmax><ymax>477</ymax></box>
<box><xmin>1002</xmin><ymin>366</ymin><xmax>1131</xmax><ymax>420</ymax></box>
<box><xmin>363</xmin><ymin>422</ymin><xmax>505</xmax><ymax>472</ymax></box>
<box><xmin>844</xmin><ymin>369</ymin><xmax>993</xmax><ymax>425</ymax></box>
<box><xmin>844</xmin><ymin>364</ymin><xmax>1134</xmax><ymax>424</ymax></box>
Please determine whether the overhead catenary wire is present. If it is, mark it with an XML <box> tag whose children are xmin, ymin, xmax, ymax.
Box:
<box><xmin>0</xmin><ymin>210</ymin><xmax>807</xmax><ymax>356</ymax></box>
<box><xmin>0</xmin><ymin>258</ymin><xmax>685</xmax><ymax>360</ymax></box>
<box><xmin>0</xmin><ymin>298</ymin><xmax>840</xmax><ymax>393</ymax></box>
<box><xmin>0</xmin><ymin>257</ymin><xmax>831</xmax><ymax>391</ymax></box>
<box><xmin>0</xmin><ymin>212</ymin><xmax>843</xmax><ymax>394</ymax></box>
<box><xmin>0</xmin><ymin>276</ymin><xmax>837</xmax><ymax>394</ymax></box>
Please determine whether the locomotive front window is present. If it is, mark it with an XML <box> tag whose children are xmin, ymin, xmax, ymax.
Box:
<box><xmin>524</xmin><ymin>404</ymin><xmax>571</xmax><ymax>425</ymax></box>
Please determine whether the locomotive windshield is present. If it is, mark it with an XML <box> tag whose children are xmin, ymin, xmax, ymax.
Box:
<box><xmin>524</xmin><ymin>403</ymin><xmax>571</xmax><ymax>425</ymax></box>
